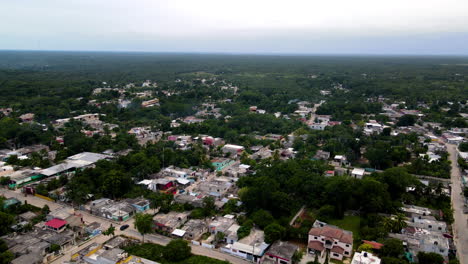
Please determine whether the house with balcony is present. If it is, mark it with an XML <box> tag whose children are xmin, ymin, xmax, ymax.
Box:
<box><xmin>308</xmin><ymin>220</ymin><xmax>353</xmax><ymax>261</ymax></box>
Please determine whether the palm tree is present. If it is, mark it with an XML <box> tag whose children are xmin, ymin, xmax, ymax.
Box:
<box><xmin>382</xmin><ymin>217</ymin><xmax>395</xmax><ymax>233</ymax></box>
<box><xmin>134</xmin><ymin>213</ymin><xmax>153</xmax><ymax>243</ymax></box>
<box><xmin>393</xmin><ymin>213</ymin><xmax>407</xmax><ymax>232</ymax></box>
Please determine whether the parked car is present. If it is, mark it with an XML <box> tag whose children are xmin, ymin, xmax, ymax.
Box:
<box><xmin>120</xmin><ymin>224</ymin><xmax>129</xmax><ymax>231</ymax></box>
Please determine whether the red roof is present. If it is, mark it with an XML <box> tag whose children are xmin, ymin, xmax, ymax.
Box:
<box><xmin>308</xmin><ymin>241</ymin><xmax>325</xmax><ymax>252</ymax></box>
<box><xmin>309</xmin><ymin>225</ymin><xmax>353</xmax><ymax>244</ymax></box>
<box><xmin>362</xmin><ymin>240</ymin><xmax>384</xmax><ymax>250</ymax></box>
<box><xmin>45</xmin><ymin>218</ymin><xmax>67</xmax><ymax>229</ymax></box>
<box><xmin>331</xmin><ymin>246</ymin><xmax>344</xmax><ymax>254</ymax></box>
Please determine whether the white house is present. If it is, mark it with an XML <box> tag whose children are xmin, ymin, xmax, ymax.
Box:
<box><xmin>309</xmin><ymin>123</ymin><xmax>328</xmax><ymax>131</ymax></box>
<box><xmin>222</xmin><ymin>144</ymin><xmax>245</xmax><ymax>156</ymax></box>
<box><xmin>409</xmin><ymin>217</ymin><xmax>447</xmax><ymax>233</ymax></box>
<box><xmin>222</xmin><ymin>229</ymin><xmax>269</xmax><ymax>263</ymax></box>
<box><xmin>351</xmin><ymin>168</ymin><xmax>365</xmax><ymax>179</ymax></box>
<box><xmin>351</xmin><ymin>251</ymin><xmax>381</xmax><ymax>264</ymax></box>
<box><xmin>308</xmin><ymin>220</ymin><xmax>353</xmax><ymax>261</ymax></box>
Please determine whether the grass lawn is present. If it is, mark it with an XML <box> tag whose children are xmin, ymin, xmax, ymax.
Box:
<box><xmin>328</xmin><ymin>215</ymin><xmax>361</xmax><ymax>242</ymax></box>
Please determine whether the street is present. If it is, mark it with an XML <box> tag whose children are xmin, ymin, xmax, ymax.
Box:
<box><xmin>0</xmin><ymin>188</ymin><xmax>250</xmax><ymax>264</ymax></box>
<box><xmin>446</xmin><ymin>144</ymin><xmax>468</xmax><ymax>264</ymax></box>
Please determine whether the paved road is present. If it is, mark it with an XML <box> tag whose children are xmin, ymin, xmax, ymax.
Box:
<box><xmin>0</xmin><ymin>188</ymin><xmax>250</xmax><ymax>264</ymax></box>
<box><xmin>446</xmin><ymin>144</ymin><xmax>468</xmax><ymax>264</ymax></box>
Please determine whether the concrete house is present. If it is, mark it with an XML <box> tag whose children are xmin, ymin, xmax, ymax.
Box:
<box><xmin>153</xmin><ymin>211</ymin><xmax>190</xmax><ymax>233</ymax></box>
<box><xmin>89</xmin><ymin>198</ymin><xmax>135</xmax><ymax>221</ymax></box>
<box><xmin>211</xmin><ymin>158</ymin><xmax>235</xmax><ymax>171</ymax></box>
<box><xmin>351</xmin><ymin>168</ymin><xmax>366</xmax><ymax>179</ymax></box>
<box><xmin>308</xmin><ymin>220</ymin><xmax>353</xmax><ymax>261</ymax></box>
<box><xmin>197</xmin><ymin>179</ymin><xmax>232</xmax><ymax>198</ymax></box>
<box><xmin>408</xmin><ymin>217</ymin><xmax>447</xmax><ymax>233</ymax></box>
<box><xmin>209</xmin><ymin>215</ymin><xmax>236</xmax><ymax>235</ymax></box>
<box><xmin>181</xmin><ymin>219</ymin><xmax>208</xmax><ymax>241</ymax></box>
<box><xmin>222</xmin><ymin>228</ymin><xmax>269</xmax><ymax>263</ymax></box>
<box><xmin>390</xmin><ymin>226</ymin><xmax>449</xmax><ymax>258</ymax></box>
<box><xmin>261</xmin><ymin>241</ymin><xmax>298</xmax><ymax>264</ymax></box>
<box><xmin>314</xmin><ymin>150</ymin><xmax>331</xmax><ymax>160</ymax></box>
<box><xmin>222</xmin><ymin>144</ymin><xmax>245</xmax><ymax>156</ymax></box>
<box><xmin>351</xmin><ymin>251</ymin><xmax>381</xmax><ymax>264</ymax></box>
<box><xmin>126</xmin><ymin>198</ymin><xmax>150</xmax><ymax>212</ymax></box>
<box><xmin>45</xmin><ymin>218</ymin><xmax>67</xmax><ymax>232</ymax></box>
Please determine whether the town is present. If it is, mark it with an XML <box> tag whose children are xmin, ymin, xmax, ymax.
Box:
<box><xmin>0</xmin><ymin>54</ymin><xmax>467</xmax><ymax>264</ymax></box>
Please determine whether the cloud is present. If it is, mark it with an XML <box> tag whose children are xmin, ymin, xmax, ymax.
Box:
<box><xmin>1</xmin><ymin>0</ymin><xmax>467</xmax><ymax>54</ymax></box>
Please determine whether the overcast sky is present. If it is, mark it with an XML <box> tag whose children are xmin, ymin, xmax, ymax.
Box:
<box><xmin>1</xmin><ymin>0</ymin><xmax>468</xmax><ymax>54</ymax></box>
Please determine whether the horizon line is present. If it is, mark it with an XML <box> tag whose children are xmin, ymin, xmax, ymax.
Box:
<box><xmin>1</xmin><ymin>48</ymin><xmax>468</xmax><ymax>57</ymax></box>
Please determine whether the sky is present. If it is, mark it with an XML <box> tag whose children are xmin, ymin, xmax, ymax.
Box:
<box><xmin>1</xmin><ymin>0</ymin><xmax>468</xmax><ymax>55</ymax></box>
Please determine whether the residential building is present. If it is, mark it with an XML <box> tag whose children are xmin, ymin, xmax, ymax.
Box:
<box><xmin>141</xmin><ymin>98</ymin><xmax>159</xmax><ymax>107</ymax></box>
<box><xmin>222</xmin><ymin>228</ymin><xmax>269</xmax><ymax>263</ymax></box>
<box><xmin>225</xmin><ymin>224</ymin><xmax>240</xmax><ymax>244</ymax></box>
<box><xmin>18</xmin><ymin>211</ymin><xmax>37</xmax><ymax>222</ymax></box>
<box><xmin>351</xmin><ymin>251</ymin><xmax>381</xmax><ymax>264</ymax></box>
<box><xmin>89</xmin><ymin>198</ymin><xmax>135</xmax><ymax>221</ymax></box>
<box><xmin>209</xmin><ymin>215</ymin><xmax>236</xmax><ymax>234</ymax></box>
<box><xmin>2</xmin><ymin>197</ymin><xmax>21</xmax><ymax>209</ymax></box>
<box><xmin>408</xmin><ymin>217</ymin><xmax>447</xmax><ymax>233</ymax></box>
<box><xmin>308</xmin><ymin>220</ymin><xmax>353</xmax><ymax>261</ymax></box>
<box><xmin>160</xmin><ymin>166</ymin><xmax>193</xmax><ymax>178</ymax></box>
<box><xmin>401</xmin><ymin>205</ymin><xmax>432</xmax><ymax>218</ymax></box>
<box><xmin>309</xmin><ymin>123</ymin><xmax>327</xmax><ymax>131</ymax></box>
<box><xmin>390</xmin><ymin>226</ymin><xmax>449</xmax><ymax>258</ymax></box>
<box><xmin>45</xmin><ymin>218</ymin><xmax>67</xmax><ymax>232</ymax></box>
<box><xmin>19</xmin><ymin>113</ymin><xmax>35</xmax><ymax>123</ymax></box>
<box><xmin>126</xmin><ymin>198</ymin><xmax>150</xmax><ymax>212</ymax></box>
<box><xmin>212</xmin><ymin>158</ymin><xmax>235</xmax><ymax>171</ymax></box>
<box><xmin>153</xmin><ymin>211</ymin><xmax>190</xmax><ymax>233</ymax></box>
<box><xmin>333</xmin><ymin>155</ymin><xmax>349</xmax><ymax>166</ymax></box>
<box><xmin>181</xmin><ymin>219</ymin><xmax>208</xmax><ymax>241</ymax></box>
<box><xmin>196</xmin><ymin>178</ymin><xmax>232</xmax><ymax>198</ymax></box>
<box><xmin>174</xmin><ymin>194</ymin><xmax>204</xmax><ymax>208</ymax></box>
<box><xmin>351</xmin><ymin>168</ymin><xmax>366</xmax><ymax>179</ymax></box>
<box><xmin>261</xmin><ymin>241</ymin><xmax>298</xmax><ymax>264</ymax></box>
<box><xmin>222</xmin><ymin>144</ymin><xmax>245</xmax><ymax>156</ymax></box>
<box><xmin>314</xmin><ymin>150</ymin><xmax>331</xmax><ymax>160</ymax></box>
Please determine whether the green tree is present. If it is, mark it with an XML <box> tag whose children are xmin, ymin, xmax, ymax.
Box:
<box><xmin>459</xmin><ymin>142</ymin><xmax>468</xmax><ymax>152</ymax></box>
<box><xmin>252</xmin><ymin>209</ymin><xmax>275</xmax><ymax>229</ymax></box>
<box><xmin>0</xmin><ymin>177</ymin><xmax>10</xmax><ymax>186</ymax></box>
<box><xmin>0</xmin><ymin>212</ymin><xmax>15</xmax><ymax>236</ymax></box>
<box><xmin>215</xmin><ymin>232</ymin><xmax>226</xmax><ymax>244</ymax></box>
<box><xmin>202</xmin><ymin>196</ymin><xmax>216</xmax><ymax>217</ymax></box>
<box><xmin>380</xmin><ymin>238</ymin><xmax>404</xmax><ymax>258</ymax></box>
<box><xmin>49</xmin><ymin>244</ymin><xmax>61</xmax><ymax>253</ymax></box>
<box><xmin>397</xmin><ymin>115</ymin><xmax>416</xmax><ymax>127</ymax></box>
<box><xmin>41</xmin><ymin>204</ymin><xmax>50</xmax><ymax>215</ymax></box>
<box><xmin>264</xmin><ymin>223</ymin><xmax>286</xmax><ymax>244</ymax></box>
<box><xmin>237</xmin><ymin>220</ymin><xmax>253</xmax><ymax>240</ymax></box>
<box><xmin>417</xmin><ymin>252</ymin><xmax>444</xmax><ymax>264</ymax></box>
<box><xmin>0</xmin><ymin>250</ymin><xmax>14</xmax><ymax>264</ymax></box>
<box><xmin>163</xmin><ymin>239</ymin><xmax>191</xmax><ymax>262</ymax></box>
<box><xmin>381</xmin><ymin>257</ymin><xmax>407</xmax><ymax>264</ymax></box>
<box><xmin>103</xmin><ymin>225</ymin><xmax>116</xmax><ymax>237</ymax></box>
<box><xmin>357</xmin><ymin>243</ymin><xmax>374</xmax><ymax>253</ymax></box>
<box><xmin>393</xmin><ymin>213</ymin><xmax>407</xmax><ymax>233</ymax></box>
<box><xmin>134</xmin><ymin>213</ymin><xmax>153</xmax><ymax>242</ymax></box>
